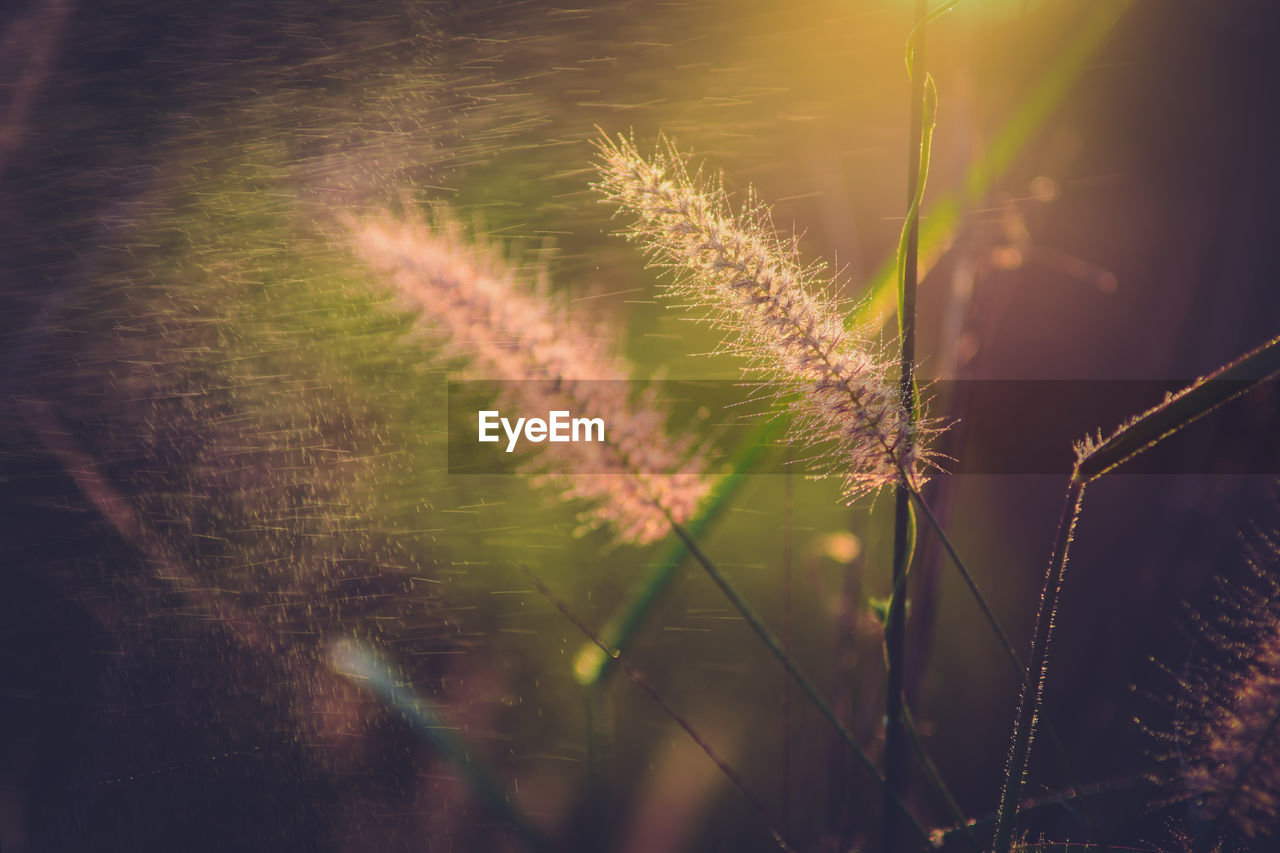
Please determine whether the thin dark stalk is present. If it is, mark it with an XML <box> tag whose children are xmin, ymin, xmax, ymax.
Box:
<box><xmin>993</xmin><ymin>478</ymin><xmax>1086</xmax><ymax>853</ymax></box>
<box><xmin>888</xmin><ymin>488</ymin><xmax>913</xmax><ymax>853</ymax></box>
<box><xmin>518</xmin><ymin>565</ymin><xmax>797</xmax><ymax>853</ymax></box>
<box><xmin>849</xmin><ymin>1</ymin><xmax>1131</xmax><ymax>333</ymax></box>
<box><xmin>905</xmin><ymin>478</ymin><xmax>948</xmax><ymax>709</ymax></box>
<box><xmin>888</xmin><ymin>0</ymin><xmax>929</xmax><ymax>847</ymax></box>
<box><xmin>782</xmin><ymin>458</ymin><xmax>794</xmax><ymax>838</ymax></box>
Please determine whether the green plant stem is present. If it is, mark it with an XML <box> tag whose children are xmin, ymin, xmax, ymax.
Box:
<box><xmin>993</xmin><ymin>478</ymin><xmax>1086</xmax><ymax>853</ymax></box>
<box><xmin>887</xmin><ymin>486</ymin><xmax>914</xmax><ymax>853</ymax></box>
<box><xmin>664</xmin><ymin>518</ymin><xmax>933</xmax><ymax>847</ymax></box>
<box><xmin>888</xmin><ymin>1</ymin><xmax>934</xmax><ymax>848</ymax></box>
<box><xmin>782</xmin><ymin>457</ymin><xmax>794</xmax><ymax>839</ymax></box>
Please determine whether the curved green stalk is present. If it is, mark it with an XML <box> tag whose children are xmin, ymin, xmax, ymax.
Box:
<box><xmin>850</xmin><ymin>1</ymin><xmax>1133</xmax><ymax>333</ymax></box>
<box><xmin>886</xmin><ymin>2</ymin><xmax>946</xmax><ymax>847</ymax></box>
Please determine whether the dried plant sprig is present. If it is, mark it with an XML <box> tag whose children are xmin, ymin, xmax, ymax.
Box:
<box><xmin>348</xmin><ymin>212</ymin><xmax>711</xmax><ymax>545</ymax></box>
<box><xmin>593</xmin><ymin>132</ymin><xmax>934</xmax><ymax>501</ymax></box>
<box><xmin>994</xmin><ymin>334</ymin><xmax>1280</xmax><ymax>853</ymax></box>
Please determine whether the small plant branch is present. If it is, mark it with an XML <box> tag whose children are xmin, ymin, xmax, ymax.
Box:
<box><xmin>519</xmin><ymin>565</ymin><xmax>798</xmax><ymax>853</ymax></box>
<box><xmin>887</xmin><ymin>494</ymin><xmax>915</xmax><ymax>853</ymax></box>
<box><xmin>994</xmin><ymin>332</ymin><xmax>1280</xmax><ymax>853</ymax></box>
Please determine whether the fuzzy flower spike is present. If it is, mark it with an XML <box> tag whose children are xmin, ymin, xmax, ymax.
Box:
<box><xmin>594</xmin><ymin>132</ymin><xmax>932</xmax><ymax>500</ymax></box>
<box><xmin>349</xmin><ymin>211</ymin><xmax>711</xmax><ymax>545</ymax></box>
<box><xmin>1168</xmin><ymin>527</ymin><xmax>1280</xmax><ymax>842</ymax></box>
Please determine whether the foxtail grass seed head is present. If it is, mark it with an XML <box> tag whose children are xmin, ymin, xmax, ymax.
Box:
<box><xmin>594</xmin><ymin>132</ymin><xmax>933</xmax><ymax>500</ymax></box>
<box><xmin>1166</xmin><ymin>527</ymin><xmax>1280</xmax><ymax>842</ymax></box>
<box><xmin>349</xmin><ymin>212</ymin><xmax>710</xmax><ymax>545</ymax></box>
